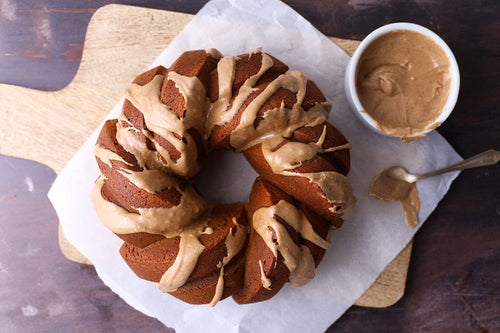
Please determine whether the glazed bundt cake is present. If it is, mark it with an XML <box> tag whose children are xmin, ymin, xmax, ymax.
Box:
<box><xmin>91</xmin><ymin>48</ymin><xmax>356</xmax><ymax>306</ymax></box>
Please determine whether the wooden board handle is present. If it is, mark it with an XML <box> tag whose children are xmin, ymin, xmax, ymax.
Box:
<box><xmin>0</xmin><ymin>5</ymin><xmax>192</xmax><ymax>174</ymax></box>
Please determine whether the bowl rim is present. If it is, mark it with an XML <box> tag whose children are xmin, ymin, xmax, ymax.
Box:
<box><xmin>346</xmin><ymin>22</ymin><xmax>460</xmax><ymax>139</ymax></box>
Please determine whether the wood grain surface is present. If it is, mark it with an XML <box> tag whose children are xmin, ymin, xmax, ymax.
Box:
<box><xmin>0</xmin><ymin>1</ymin><xmax>498</xmax><ymax>332</ymax></box>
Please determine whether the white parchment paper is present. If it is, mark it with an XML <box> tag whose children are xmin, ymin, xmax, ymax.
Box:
<box><xmin>48</xmin><ymin>0</ymin><xmax>462</xmax><ymax>332</ymax></box>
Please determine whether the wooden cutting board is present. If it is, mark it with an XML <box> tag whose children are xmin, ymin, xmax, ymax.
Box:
<box><xmin>0</xmin><ymin>4</ymin><xmax>411</xmax><ymax>308</ymax></box>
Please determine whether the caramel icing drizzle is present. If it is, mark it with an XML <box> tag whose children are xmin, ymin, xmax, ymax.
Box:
<box><xmin>207</xmin><ymin>56</ymin><xmax>237</xmax><ymax>133</ymax></box>
<box><xmin>207</xmin><ymin>51</ymin><xmax>274</xmax><ymax>136</ymax></box>
<box><xmin>159</xmin><ymin>216</ymin><xmax>246</xmax><ymax>298</ymax></box>
<box><xmin>209</xmin><ymin>217</ymin><xmax>247</xmax><ymax>307</ymax></box>
<box><xmin>223</xmin><ymin>218</ymin><xmax>248</xmax><ymax>266</ymax></box>
<box><xmin>230</xmin><ymin>70</ymin><xmax>331</xmax><ymax>151</ymax></box>
<box><xmin>91</xmin><ymin>175</ymin><xmax>207</xmax><ymax>238</ymax></box>
<box><xmin>258</xmin><ymin>260</ymin><xmax>272</xmax><ymax>290</ymax></box>
<box><xmin>115</xmin><ymin>115</ymin><xmax>170</xmax><ymax>174</ymax></box>
<box><xmin>125</xmin><ymin>71</ymin><xmax>208</xmax><ymax>178</ymax></box>
<box><xmin>210</xmin><ymin>266</ymin><xmax>225</xmax><ymax>307</ymax></box>
<box><xmin>261</xmin><ymin>126</ymin><xmax>355</xmax><ymax>217</ymax></box>
<box><xmin>94</xmin><ymin>143</ymin><xmax>133</xmax><ymax>169</ymax></box>
<box><xmin>252</xmin><ymin>200</ymin><xmax>331</xmax><ymax>287</ymax></box>
<box><xmin>95</xmin><ymin>142</ymin><xmax>180</xmax><ymax>194</ymax></box>
<box><xmin>261</xmin><ymin>126</ymin><xmax>351</xmax><ymax>172</ymax></box>
<box><xmin>159</xmin><ymin>219</ymin><xmax>211</xmax><ymax>293</ymax></box>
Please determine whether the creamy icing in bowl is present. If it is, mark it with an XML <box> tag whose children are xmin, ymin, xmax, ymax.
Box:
<box><xmin>345</xmin><ymin>23</ymin><xmax>460</xmax><ymax>142</ymax></box>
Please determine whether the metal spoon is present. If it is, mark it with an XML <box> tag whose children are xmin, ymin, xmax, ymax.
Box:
<box><xmin>379</xmin><ymin>149</ymin><xmax>500</xmax><ymax>184</ymax></box>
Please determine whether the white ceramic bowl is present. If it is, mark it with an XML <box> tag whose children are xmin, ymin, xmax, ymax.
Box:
<box><xmin>344</xmin><ymin>22</ymin><xmax>460</xmax><ymax>140</ymax></box>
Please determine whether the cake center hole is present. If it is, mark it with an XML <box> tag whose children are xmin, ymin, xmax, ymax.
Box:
<box><xmin>193</xmin><ymin>150</ymin><xmax>258</xmax><ymax>205</ymax></box>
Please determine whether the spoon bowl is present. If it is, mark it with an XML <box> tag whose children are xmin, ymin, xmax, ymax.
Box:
<box><xmin>385</xmin><ymin>166</ymin><xmax>419</xmax><ymax>183</ymax></box>
<box><xmin>377</xmin><ymin>149</ymin><xmax>499</xmax><ymax>184</ymax></box>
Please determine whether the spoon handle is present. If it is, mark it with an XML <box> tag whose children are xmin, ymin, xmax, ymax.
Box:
<box><xmin>417</xmin><ymin>149</ymin><xmax>500</xmax><ymax>181</ymax></box>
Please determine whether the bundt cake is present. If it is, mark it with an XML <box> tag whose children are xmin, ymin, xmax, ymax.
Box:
<box><xmin>90</xmin><ymin>48</ymin><xmax>356</xmax><ymax>306</ymax></box>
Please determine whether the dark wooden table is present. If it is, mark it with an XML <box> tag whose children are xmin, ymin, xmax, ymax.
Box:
<box><xmin>1</xmin><ymin>1</ymin><xmax>499</xmax><ymax>332</ymax></box>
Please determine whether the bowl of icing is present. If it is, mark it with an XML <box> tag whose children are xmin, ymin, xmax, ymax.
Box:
<box><xmin>345</xmin><ymin>22</ymin><xmax>460</xmax><ymax>143</ymax></box>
